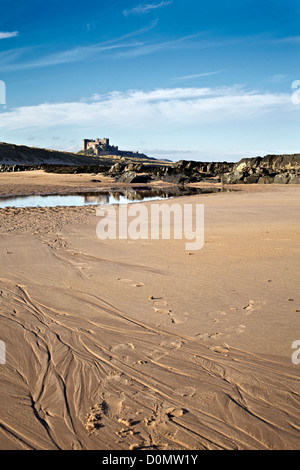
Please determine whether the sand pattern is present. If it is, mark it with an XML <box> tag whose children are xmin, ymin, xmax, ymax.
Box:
<box><xmin>0</xmin><ymin>278</ymin><xmax>299</xmax><ymax>450</ymax></box>
<box><xmin>0</xmin><ymin>180</ymin><xmax>300</xmax><ymax>450</ymax></box>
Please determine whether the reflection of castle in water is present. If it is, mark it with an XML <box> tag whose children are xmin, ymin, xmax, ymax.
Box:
<box><xmin>83</xmin><ymin>194</ymin><xmax>110</xmax><ymax>204</ymax></box>
<box><xmin>82</xmin><ymin>187</ymin><xmax>224</xmax><ymax>206</ymax></box>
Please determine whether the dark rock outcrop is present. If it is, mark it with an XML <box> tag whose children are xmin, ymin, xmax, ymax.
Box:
<box><xmin>1</xmin><ymin>148</ymin><xmax>299</xmax><ymax>184</ymax></box>
<box><xmin>222</xmin><ymin>154</ymin><xmax>300</xmax><ymax>184</ymax></box>
<box><xmin>114</xmin><ymin>171</ymin><xmax>152</xmax><ymax>184</ymax></box>
<box><xmin>111</xmin><ymin>154</ymin><xmax>300</xmax><ymax>185</ymax></box>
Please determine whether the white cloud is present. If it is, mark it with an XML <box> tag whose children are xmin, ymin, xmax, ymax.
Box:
<box><xmin>0</xmin><ymin>31</ymin><xmax>19</xmax><ymax>39</ymax></box>
<box><xmin>0</xmin><ymin>86</ymin><xmax>294</xmax><ymax>132</ymax></box>
<box><xmin>123</xmin><ymin>1</ymin><xmax>172</xmax><ymax>16</ymax></box>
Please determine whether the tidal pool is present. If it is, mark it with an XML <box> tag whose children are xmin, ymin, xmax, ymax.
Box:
<box><xmin>0</xmin><ymin>186</ymin><xmax>226</xmax><ymax>209</ymax></box>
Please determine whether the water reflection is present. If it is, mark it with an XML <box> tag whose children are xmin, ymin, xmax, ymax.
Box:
<box><xmin>83</xmin><ymin>194</ymin><xmax>110</xmax><ymax>204</ymax></box>
<box><xmin>0</xmin><ymin>186</ymin><xmax>229</xmax><ymax>209</ymax></box>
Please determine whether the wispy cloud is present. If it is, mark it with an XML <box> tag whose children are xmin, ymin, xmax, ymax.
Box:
<box><xmin>123</xmin><ymin>1</ymin><xmax>172</xmax><ymax>17</ymax></box>
<box><xmin>26</xmin><ymin>42</ymin><xmax>143</xmax><ymax>68</ymax></box>
<box><xmin>0</xmin><ymin>42</ymin><xmax>142</xmax><ymax>71</ymax></box>
<box><xmin>265</xmin><ymin>35</ymin><xmax>300</xmax><ymax>45</ymax></box>
<box><xmin>173</xmin><ymin>70</ymin><xmax>225</xmax><ymax>81</ymax></box>
<box><xmin>0</xmin><ymin>31</ymin><xmax>19</xmax><ymax>39</ymax></box>
<box><xmin>263</xmin><ymin>74</ymin><xmax>290</xmax><ymax>84</ymax></box>
<box><xmin>0</xmin><ymin>86</ymin><xmax>293</xmax><ymax>131</ymax></box>
<box><xmin>0</xmin><ymin>21</ymin><xmax>159</xmax><ymax>72</ymax></box>
<box><xmin>114</xmin><ymin>32</ymin><xmax>203</xmax><ymax>58</ymax></box>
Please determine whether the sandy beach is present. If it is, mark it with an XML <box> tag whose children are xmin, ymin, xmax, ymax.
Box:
<box><xmin>0</xmin><ymin>171</ymin><xmax>299</xmax><ymax>450</ymax></box>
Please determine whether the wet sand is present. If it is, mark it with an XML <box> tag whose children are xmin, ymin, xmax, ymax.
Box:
<box><xmin>0</xmin><ymin>171</ymin><xmax>299</xmax><ymax>450</ymax></box>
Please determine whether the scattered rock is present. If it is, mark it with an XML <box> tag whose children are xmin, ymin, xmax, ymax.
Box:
<box><xmin>114</xmin><ymin>171</ymin><xmax>151</xmax><ymax>184</ymax></box>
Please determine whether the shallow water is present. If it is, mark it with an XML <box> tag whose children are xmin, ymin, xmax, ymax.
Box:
<box><xmin>0</xmin><ymin>186</ymin><xmax>225</xmax><ymax>208</ymax></box>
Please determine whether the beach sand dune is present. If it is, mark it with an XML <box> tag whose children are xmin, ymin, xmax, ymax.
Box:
<box><xmin>0</xmin><ymin>176</ymin><xmax>299</xmax><ymax>450</ymax></box>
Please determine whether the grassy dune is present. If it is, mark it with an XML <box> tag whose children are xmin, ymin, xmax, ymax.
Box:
<box><xmin>0</xmin><ymin>142</ymin><xmax>166</xmax><ymax>167</ymax></box>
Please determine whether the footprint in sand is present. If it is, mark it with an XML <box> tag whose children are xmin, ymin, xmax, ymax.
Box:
<box><xmin>169</xmin><ymin>311</ymin><xmax>189</xmax><ymax>325</ymax></box>
<box><xmin>225</xmin><ymin>324</ymin><xmax>246</xmax><ymax>334</ymax></box>
<box><xmin>148</xmin><ymin>339</ymin><xmax>183</xmax><ymax>361</ymax></box>
<box><xmin>197</xmin><ymin>325</ymin><xmax>245</xmax><ymax>341</ymax></box>
<box><xmin>116</xmin><ymin>278</ymin><xmax>145</xmax><ymax>288</ymax></box>
<box><xmin>176</xmin><ymin>386</ymin><xmax>195</xmax><ymax>398</ymax></box>
<box><xmin>110</xmin><ymin>342</ymin><xmax>135</xmax><ymax>354</ymax></box>
<box><xmin>209</xmin><ymin>310</ymin><xmax>228</xmax><ymax>325</ymax></box>
<box><xmin>209</xmin><ymin>332</ymin><xmax>224</xmax><ymax>340</ymax></box>
<box><xmin>209</xmin><ymin>310</ymin><xmax>227</xmax><ymax>317</ymax></box>
<box><xmin>85</xmin><ymin>403</ymin><xmax>105</xmax><ymax>433</ymax></box>
<box><xmin>153</xmin><ymin>307</ymin><xmax>172</xmax><ymax>314</ymax></box>
<box><xmin>105</xmin><ymin>371</ymin><xmax>129</xmax><ymax>387</ymax></box>
<box><xmin>241</xmin><ymin>299</ymin><xmax>265</xmax><ymax>315</ymax></box>
<box><xmin>159</xmin><ymin>339</ymin><xmax>183</xmax><ymax>351</ymax></box>
<box><xmin>149</xmin><ymin>298</ymin><xmax>187</xmax><ymax>325</ymax></box>
<box><xmin>148</xmin><ymin>349</ymin><xmax>166</xmax><ymax>361</ymax></box>
<box><xmin>195</xmin><ymin>332</ymin><xmax>210</xmax><ymax>341</ymax></box>
<box><xmin>85</xmin><ymin>391</ymin><xmax>125</xmax><ymax>434</ymax></box>
<box><xmin>152</xmin><ymin>300</ymin><xmax>172</xmax><ymax>315</ymax></box>
<box><xmin>242</xmin><ymin>300</ymin><xmax>255</xmax><ymax>315</ymax></box>
<box><xmin>110</xmin><ymin>343</ymin><xmax>136</xmax><ymax>362</ymax></box>
<box><xmin>196</xmin><ymin>331</ymin><xmax>224</xmax><ymax>341</ymax></box>
<box><xmin>144</xmin><ymin>403</ymin><xmax>188</xmax><ymax>431</ymax></box>
<box><xmin>210</xmin><ymin>345</ymin><xmax>230</xmax><ymax>355</ymax></box>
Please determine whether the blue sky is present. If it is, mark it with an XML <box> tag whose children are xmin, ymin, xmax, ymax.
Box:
<box><xmin>0</xmin><ymin>0</ymin><xmax>299</xmax><ymax>161</ymax></box>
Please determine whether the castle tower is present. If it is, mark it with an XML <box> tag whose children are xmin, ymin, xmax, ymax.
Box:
<box><xmin>82</xmin><ymin>139</ymin><xmax>90</xmax><ymax>151</ymax></box>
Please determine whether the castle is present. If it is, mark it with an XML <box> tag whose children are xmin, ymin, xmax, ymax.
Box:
<box><xmin>82</xmin><ymin>137</ymin><xmax>148</xmax><ymax>160</ymax></box>
<box><xmin>82</xmin><ymin>138</ymin><xmax>119</xmax><ymax>156</ymax></box>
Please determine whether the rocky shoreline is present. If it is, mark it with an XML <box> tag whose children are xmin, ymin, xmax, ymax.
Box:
<box><xmin>1</xmin><ymin>153</ymin><xmax>300</xmax><ymax>184</ymax></box>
